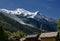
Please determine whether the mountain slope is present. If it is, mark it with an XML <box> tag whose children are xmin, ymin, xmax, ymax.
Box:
<box><xmin>0</xmin><ymin>8</ymin><xmax>57</xmax><ymax>32</ymax></box>
<box><xmin>0</xmin><ymin>12</ymin><xmax>40</xmax><ymax>34</ymax></box>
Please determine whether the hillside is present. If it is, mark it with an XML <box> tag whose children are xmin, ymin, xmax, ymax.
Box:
<box><xmin>0</xmin><ymin>12</ymin><xmax>41</xmax><ymax>34</ymax></box>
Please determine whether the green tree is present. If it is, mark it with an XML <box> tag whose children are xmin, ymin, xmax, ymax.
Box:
<box><xmin>57</xmin><ymin>18</ymin><xmax>60</xmax><ymax>33</ymax></box>
<box><xmin>12</xmin><ymin>30</ymin><xmax>26</xmax><ymax>38</ymax></box>
<box><xmin>0</xmin><ymin>21</ymin><xmax>9</xmax><ymax>41</ymax></box>
<box><xmin>0</xmin><ymin>21</ymin><xmax>5</xmax><ymax>41</ymax></box>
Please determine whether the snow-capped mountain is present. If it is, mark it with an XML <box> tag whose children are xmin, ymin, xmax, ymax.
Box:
<box><xmin>0</xmin><ymin>8</ymin><xmax>36</xmax><ymax>27</ymax></box>
<box><xmin>0</xmin><ymin>8</ymin><xmax>57</xmax><ymax>32</ymax></box>
<box><xmin>0</xmin><ymin>8</ymin><xmax>55</xmax><ymax>22</ymax></box>
<box><xmin>0</xmin><ymin>8</ymin><xmax>38</xmax><ymax>18</ymax></box>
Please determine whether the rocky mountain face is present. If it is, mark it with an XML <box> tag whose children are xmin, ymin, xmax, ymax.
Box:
<box><xmin>0</xmin><ymin>8</ymin><xmax>57</xmax><ymax>33</ymax></box>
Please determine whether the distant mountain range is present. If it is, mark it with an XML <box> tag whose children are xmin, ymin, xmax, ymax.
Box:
<box><xmin>0</xmin><ymin>8</ymin><xmax>57</xmax><ymax>34</ymax></box>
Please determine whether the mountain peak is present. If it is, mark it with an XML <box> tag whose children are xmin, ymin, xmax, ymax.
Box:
<box><xmin>0</xmin><ymin>8</ymin><xmax>39</xmax><ymax>18</ymax></box>
<box><xmin>0</xmin><ymin>8</ymin><xmax>56</xmax><ymax>22</ymax></box>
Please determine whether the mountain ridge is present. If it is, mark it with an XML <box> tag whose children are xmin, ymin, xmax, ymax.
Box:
<box><xmin>0</xmin><ymin>8</ymin><xmax>56</xmax><ymax>22</ymax></box>
<box><xmin>0</xmin><ymin>8</ymin><xmax>57</xmax><ymax>32</ymax></box>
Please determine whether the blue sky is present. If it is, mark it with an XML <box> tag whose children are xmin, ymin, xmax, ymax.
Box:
<box><xmin>0</xmin><ymin>0</ymin><xmax>60</xmax><ymax>19</ymax></box>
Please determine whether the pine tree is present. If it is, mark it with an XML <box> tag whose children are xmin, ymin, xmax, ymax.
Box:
<box><xmin>0</xmin><ymin>21</ymin><xmax>8</xmax><ymax>41</ymax></box>
<box><xmin>0</xmin><ymin>21</ymin><xmax>5</xmax><ymax>41</ymax></box>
